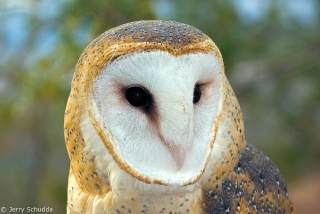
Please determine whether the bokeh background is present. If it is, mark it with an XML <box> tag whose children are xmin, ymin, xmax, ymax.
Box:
<box><xmin>1</xmin><ymin>0</ymin><xmax>319</xmax><ymax>213</ymax></box>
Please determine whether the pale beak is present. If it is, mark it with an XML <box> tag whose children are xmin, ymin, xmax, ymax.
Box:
<box><xmin>168</xmin><ymin>145</ymin><xmax>186</xmax><ymax>171</ymax></box>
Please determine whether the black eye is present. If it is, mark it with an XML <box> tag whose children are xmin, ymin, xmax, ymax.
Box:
<box><xmin>125</xmin><ymin>86</ymin><xmax>150</xmax><ymax>107</ymax></box>
<box><xmin>193</xmin><ymin>84</ymin><xmax>201</xmax><ymax>103</ymax></box>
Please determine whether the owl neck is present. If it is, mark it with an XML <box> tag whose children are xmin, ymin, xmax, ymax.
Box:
<box><xmin>67</xmin><ymin>171</ymin><xmax>204</xmax><ymax>213</ymax></box>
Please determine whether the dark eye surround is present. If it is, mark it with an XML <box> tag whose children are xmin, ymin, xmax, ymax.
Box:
<box><xmin>193</xmin><ymin>84</ymin><xmax>201</xmax><ymax>103</ymax></box>
<box><xmin>125</xmin><ymin>86</ymin><xmax>150</xmax><ymax>107</ymax></box>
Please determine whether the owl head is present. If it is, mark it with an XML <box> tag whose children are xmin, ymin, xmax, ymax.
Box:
<box><xmin>65</xmin><ymin>20</ymin><xmax>244</xmax><ymax>197</ymax></box>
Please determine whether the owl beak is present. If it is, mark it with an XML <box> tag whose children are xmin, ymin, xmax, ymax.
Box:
<box><xmin>168</xmin><ymin>145</ymin><xmax>186</xmax><ymax>171</ymax></box>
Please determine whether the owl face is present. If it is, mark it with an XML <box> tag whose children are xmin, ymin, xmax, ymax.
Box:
<box><xmin>89</xmin><ymin>50</ymin><xmax>222</xmax><ymax>186</ymax></box>
<box><xmin>66</xmin><ymin>21</ymin><xmax>227</xmax><ymax>196</ymax></box>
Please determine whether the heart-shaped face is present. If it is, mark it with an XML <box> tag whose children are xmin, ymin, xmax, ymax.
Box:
<box><xmin>91</xmin><ymin>50</ymin><xmax>222</xmax><ymax>186</ymax></box>
<box><xmin>65</xmin><ymin>20</ymin><xmax>231</xmax><ymax>197</ymax></box>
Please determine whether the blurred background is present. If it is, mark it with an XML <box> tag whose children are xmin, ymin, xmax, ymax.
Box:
<box><xmin>0</xmin><ymin>0</ymin><xmax>319</xmax><ymax>213</ymax></box>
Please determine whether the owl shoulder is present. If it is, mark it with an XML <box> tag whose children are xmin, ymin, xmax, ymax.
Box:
<box><xmin>202</xmin><ymin>142</ymin><xmax>296</xmax><ymax>214</ymax></box>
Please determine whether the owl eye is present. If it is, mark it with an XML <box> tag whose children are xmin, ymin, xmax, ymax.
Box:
<box><xmin>125</xmin><ymin>86</ymin><xmax>150</xmax><ymax>107</ymax></box>
<box><xmin>193</xmin><ymin>84</ymin><xmax>201</xmax><ymax>103</ymax></box>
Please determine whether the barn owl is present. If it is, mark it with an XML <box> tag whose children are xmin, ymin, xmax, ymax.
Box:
<box><xmin>64</xmin><ymin>20</ymin><xmax>295</xmax><ymax>213</ymax></box>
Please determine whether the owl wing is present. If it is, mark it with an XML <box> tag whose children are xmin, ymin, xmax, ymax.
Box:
<box><xmin>202</xmin><ymin>142</ymin><xmax>296</xmax><ymax>214</ymax></box>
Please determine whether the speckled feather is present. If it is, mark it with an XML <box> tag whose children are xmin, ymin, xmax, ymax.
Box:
<box><xmin>203</xmin><ymin>142</ymin><xmax>295</xmax><ymax>214</ymax></box>
<box><xmin>64</xmin><ymin>20</ymin><xmax>295</xmax><ymax>213</ymax></box>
